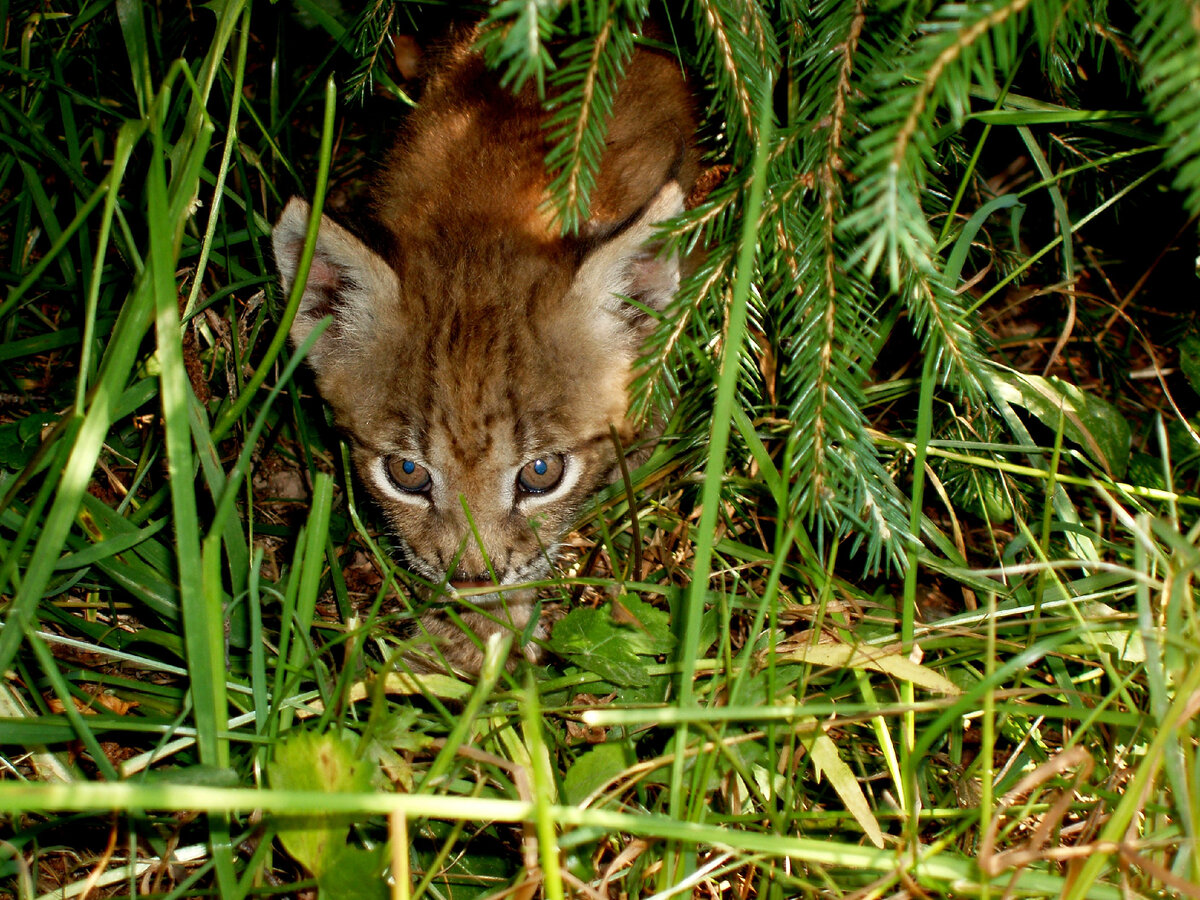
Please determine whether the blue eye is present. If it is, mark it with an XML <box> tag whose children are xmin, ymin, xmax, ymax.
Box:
<box><xmin>387</xmin><ymin>457</ymin><xmax>431</xmax><ymax>493</ymax></box>
<box><xmin>533</xmin><ymin>459</ymin><xmax>548</xmax><ymax>476</ymax></box>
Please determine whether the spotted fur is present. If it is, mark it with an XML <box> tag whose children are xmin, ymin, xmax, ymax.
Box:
<box><xmin>273</xmin><ymin>28</ymin><xmax>698</xmax><ymax>673</ymax></box>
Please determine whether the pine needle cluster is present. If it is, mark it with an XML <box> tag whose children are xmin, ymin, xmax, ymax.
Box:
<box><xmin>1134</xmin><ymin>0</ymin><xmax>1200</xmax><ymax>215</ymax></box>
<box><xmin>542</xmin><ymin>0</ymin><xmax>649</xmax><ymax>231</ymax></box>
<box><xmin>461</xmin><ymin>0</ymin><xmax>1195</xmax><ymax>569</ymax></box>
<box><xmin>343</xmin><ymin>0</ymin><xmax>397</xmax><ymax>101</ymax></box>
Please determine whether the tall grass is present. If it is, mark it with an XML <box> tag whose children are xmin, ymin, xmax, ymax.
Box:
<box><xmin>2</xmin><ymin>2</ymin><xmax>1198</xmax><ymax>899</ymax></box>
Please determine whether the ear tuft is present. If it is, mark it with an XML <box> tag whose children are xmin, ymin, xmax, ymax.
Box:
<box><xmin>272</xmin><ymin>197</ymin><xmax>398</xmax><ymax>367</ymax></box>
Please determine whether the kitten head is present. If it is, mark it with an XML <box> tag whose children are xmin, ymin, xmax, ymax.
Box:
<box><xmin>273</xmin><ymin>36</ymin><xmax>696</xmax><ymax>669</ymax></box>
<box><xmin>272</xmin><ymin>181</ymin><xmax>684</xmax><ymax>597</ymax></box>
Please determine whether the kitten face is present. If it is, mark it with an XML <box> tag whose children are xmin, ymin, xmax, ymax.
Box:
<box><xmin>279</xmin><ymin>199</ymin><xmax>671</xmax><ymax>586</ymax></box>
<box><xmin>273</xmin><ymin>35</ymin><xmax>696</xmax><ymax>671</ymax></box>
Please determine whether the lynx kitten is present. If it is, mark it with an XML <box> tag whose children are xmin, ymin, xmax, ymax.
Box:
<box><xmin>273</xmin><ymin>29</ymin><xmax>698</xmax><ymax>672</ymax></box>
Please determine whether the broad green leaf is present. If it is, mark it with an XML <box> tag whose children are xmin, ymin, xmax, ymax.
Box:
<box><xmin>611</xmin><ymin>593</ymin><xmax>674</xmax><ymax>655</ymax></box>
<box><xmin>992</xmin><ymin>371</ymin><xmax>1131</xmax><ymax>479</ymax></box>
<box><xmin>1127</xmin><ymin>453</ymin><xmax>1167</xmax><ymax>492</ymax></box>
<box><xmin>751</xmin><ymin>763</ymin><xmax>785</xmax><ymax>804</ymax></box>
<box><xmin>563</xmin><ymin>742</ymin><xmax>628</xmax><ymax>806</ymax></box>
<box><xmin>366</xmin><ymin>705</ymin><xmax>427</xmax><ymax>753</ymax></box>
<box><xmin>548</xmin><ymin>607</ymin><xmax>650</xmax><ymax>687</ymax></box>
<box><xmin>802</xmin><ymin>717</ymin><xmax>885</xmax><ymax>849</ymax></box>
<box><xmin>0</xmin><ymin>414</ymin><xmax>57</xmax><ymax>468</ymax></box>
<box><xmin>268</xmin><ymin>730</ymin><xmax>375</xmax><ymax>876</ymax></box>
<box><xmin>317</xmin><ymin>845</ymin><xmax>390</xmax><ymax>900</ymax></box>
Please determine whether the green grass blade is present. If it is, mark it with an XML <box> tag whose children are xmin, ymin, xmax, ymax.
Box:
<box><xmin>212</xmin><ymin>75</ymin><xmax>337</xmax><ymax>441</ymax></box>
<box><xmin>76</xmin><ymin>121</ymin><xmax>139</xmax><ymax>407</ymax></box>
<box><xmin>667</xmin><ymin>72</ymin><xmax>774</xmax><ymax>878</ymax></box>
<box><xmin>147</xmin><ymin>80</ymin><xmax>220</xmax><ymax>769</ymax></box>
<box><xmin>0</xmin><ymin>782</ymin><xmax>1130</xmax><ymax>900</ymax></box>
<box><xmin>182</xmin><ymin>1</ymin><xmax>252</xmax><ymax>321</ymax></box>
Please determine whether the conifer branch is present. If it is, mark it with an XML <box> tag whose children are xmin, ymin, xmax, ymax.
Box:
<box><xmin>631</xmin><ymin>249</ymin><xmax>734</xmax><ymax>419</ymax></box>
<box><xmin>343</xmin><ymin>1</ymin><xmax>396</xmax><ymax>102</ymax></box>
<box><xmin>475</xmin><ymin>0</ymin><xmax>560</xmax><ymax>95</ymax></box>
<box><xmin>842</xmin><ymin>1</ymin><xmax>1043</xmax><ymax>392</ymax></box>
<box><xmin>805</xmin><ymin>0</ymin><xmax>866</xmax><ymax>509</ymax></box>
<box><xmin>764</xmin><ymin>0</ymin><xmax>915</xmax><ymax>565</ymax></box>
<box><xmin>547</xmin><ymin>12</ymin><xmax>620</xmax><ymax>229</ymax></box>
<box><xmin>695</xmin><ymin>0</ymin><xmax>754</xmax><ymax>134</ymax></box>
<box><xmin>1133</xmin><ymin>0</ymin><xmax>1200</xmax><ymax>215</ymax></box>
<box><xmin>662</xmin><ymin>132</ymin><xmax>807</xmax><ymax>246</ymax></box>
<box><xmin>890</xmin><ymin>0</ymin><xmax>1033</xmax><ymax>171</ymax></box>
<box><xmin>826</xmin><ymin>1</ymin><xmax>864</xmax><ymax>158</ymax></box>
<box><xmin>689</xmin><ymin>0</ymin><xmax>777</xmax><ymax>149</ymax></box>
<box><xmin>543</xmin><ymin>1</ymin><xmax>642</xmax><ymax>231</ymax></box>
<box><xmin>463</xmin><ymin>0</ymin><xmax>1178</xmax><ymax>569</ymax></box>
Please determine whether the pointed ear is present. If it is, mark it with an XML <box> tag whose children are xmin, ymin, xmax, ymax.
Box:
<box><xmin>272</xmin><ymin>197</ymin><xmax>398</xmax><ymax>366</ymax></box>
<box><xmin>572</xmin><ymin>180</ymin><xmax>685</xmax><ymax>326</ymax></box>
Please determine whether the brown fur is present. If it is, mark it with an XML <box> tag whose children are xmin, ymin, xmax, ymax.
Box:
<box><xmin>274</xmin><ymin>27</ymin><xmax>698</xmax><ymax>673</ymax></box>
